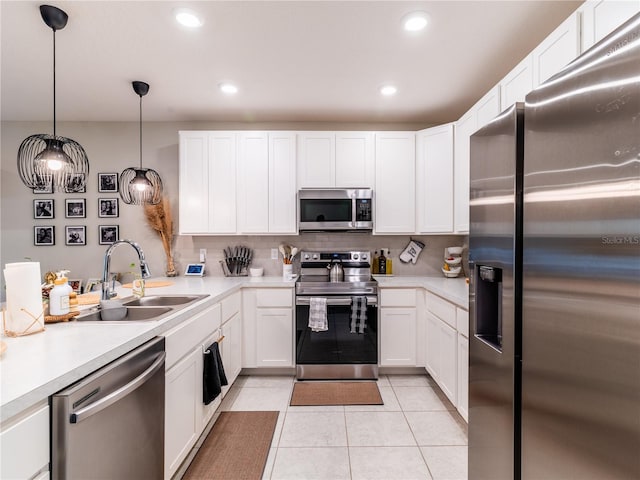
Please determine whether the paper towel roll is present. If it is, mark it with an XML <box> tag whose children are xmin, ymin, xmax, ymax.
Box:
<box><xmin>3</xmin><ymin>262</ymin><xmax>45</xmax><ymax>336</ymax></box>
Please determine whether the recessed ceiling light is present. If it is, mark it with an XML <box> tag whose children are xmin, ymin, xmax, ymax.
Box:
<box><xmin>380</xmin><ymin>85</ymin><xmax>397</xmax><ymax>96</ymax></box>
<box><xmin>219</xmin><ymin>83</ymin><xmax>238</xmax><ymax>95</ymax></box>
<box><xmin>174</xmin><ymin>8</ymin><xmax>203</xmax><ymax>28</ymax></box>
<box><xmin>403</xmin><ymin>11</ymin><xmax>429</xmax><ymax>32</ymax></box>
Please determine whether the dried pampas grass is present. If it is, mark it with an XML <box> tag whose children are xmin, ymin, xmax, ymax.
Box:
<box><xmin>144</xmin><ymin>196</ymin><xmax>177</xmax><ymax>276</ymax></box>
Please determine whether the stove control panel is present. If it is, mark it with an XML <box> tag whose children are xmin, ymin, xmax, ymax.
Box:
<box><xmin>300</xmin><ymin>250</ymin><xmax>371</xmax><ymax>266</ymax></box>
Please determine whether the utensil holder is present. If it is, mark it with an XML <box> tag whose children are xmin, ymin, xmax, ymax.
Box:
<box><xmin>282</xmin><ymin>263</ymin><xmax>293</xmax><ymax>279</ymax></box>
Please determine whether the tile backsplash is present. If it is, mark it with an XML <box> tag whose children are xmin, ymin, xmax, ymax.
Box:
<box><xmin>174</xmin><ymin>233</ymin><xmax>468</xmax><ymax>278</ymax></box>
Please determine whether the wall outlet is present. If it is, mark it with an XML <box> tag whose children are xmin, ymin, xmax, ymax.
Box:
<box><xmin>271</xmin><ymin>248</ymin><xmax>278</xmax><ymax>260</ymax></box>
<box><xmin>199</xmin><ymin>249</ymin><xmax>207</xmax><ymax>262</ymax></box>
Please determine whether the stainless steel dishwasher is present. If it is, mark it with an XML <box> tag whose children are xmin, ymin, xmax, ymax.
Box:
<box><xmin>52</xmin><ymin>337</ymin><xmax>165</xmax><ymax>479</ymax></box>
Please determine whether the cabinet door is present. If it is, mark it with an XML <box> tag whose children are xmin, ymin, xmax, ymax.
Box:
<box><xmin>335</xmin><ymin>132</ymin><xmax>374</xmax><ymax>188</ymax></box>
<box><xmin>439</xmin><ymin>320</ymin><xmax>458</xmax><ymax>405</ymax></box>
<box><xmin>453</xmin><ymin>111</ymin><xmax>476</xmax><ymax>233</ymax></box>
<box><xmin>457</xmin><ymin>333</ymin><xmax>469</xmax><ymax>422</ymax></box>
<box><xmin>0</xmin><ymin>403</ymin><xmax>49</xmax><ymax>480</ymax></box>
<box><xmin>425</xmin><ymin>313</ymin><xmax>440</xmax><ymax>381</ymax></box>
<box><xmin>581</xmin><ymin>0</ymin><xmax>640</xmax><ymax>51</ymax></box>
<box><xmin>380</xmin><ymin>307</ymin><xmax>417</xmax><ymax>366</ymax></box>
<box><xmin>297</xmin><ymin>132</ymin><xmax>335</xmax><ymax>187</ymax></box>
<box><xmin>269</xmin><ymin>132</ymin><xmax>297</xmax><ymax>233</ymax></box>
<box><xmin>256</xmin><ymin>308</ymin><xmax>293</xmax><ymax>367</ymax></box>
<box><xmin>179</xmin><ymin>131</ymin><xmax>209</xmax><ymax>234</ymax></box>
<box><xmin>500</xmin><ymin>54</ymin><xmax>534</xmax><ymax>107</ymax></box>
<box><xmin>374</xmin><ymin>132</ymin><xmax>416</xmax><ymax>233</ymax></box>
<box><xmin>200</xmin><ymin>331</ymin><xmax>223</xmax><ymax>425</ymax></box>
<box><xmin>208</xmin><ymin>132</ymin><xmax>237</xmax><ymax>233</ymax></box>
<box><xmin>533</xmin><ymin>12</ymin><xmax>581</xmax><ymax>86</ymax></box>
<box><xmin>475</xmin><ymin>85</ymin><xmax>501</xmax><ymax>129</ymax></box>
<box><xmin>238</xmin><ymin>132</ymin><xmax>269</xmax><ymax>233</ymax></box>
<box><xmin>222</xmin><ymin>312</ymin><xmax>243</xmax><ymax>395</ymax></box>
<box><xmin>165</xmin><ymin>349</ymin><xmax>199</xmax><ymax>479</ymax></box>
<box><xmin>416</xmin><ymin>124</ymin><xmax>454</xmax><ymax>233</ymax></box>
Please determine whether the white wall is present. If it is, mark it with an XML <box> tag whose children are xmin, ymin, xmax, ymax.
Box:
<box><xmin>1</xmin><ymin>120</ymin><xmax>464</xmax><ymax>296</ymax></box>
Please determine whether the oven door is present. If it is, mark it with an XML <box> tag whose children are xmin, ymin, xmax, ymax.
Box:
<box><xmin>295</xmin><ymin>296</ymin><xmax>378</xmax><ymax>368</ymax></box>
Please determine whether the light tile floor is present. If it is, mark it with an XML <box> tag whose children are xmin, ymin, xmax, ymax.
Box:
<box><xmin>217</xmin><ymin>374</ymin><xmax>468</xmax><ymax>480</ymax></box>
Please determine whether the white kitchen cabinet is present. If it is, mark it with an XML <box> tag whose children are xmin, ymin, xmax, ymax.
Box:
<box><xmin>297</xmin><ymin>131</ymin><xmax>374</xmax><ymax>188</ymax></box>
<box><xmin>164</xmin><ymin>303</ymin><xmax>222</xmax><ymax>479</ymax></box>
<box><xmin>0</xmin><ymin>402</ymin><xmax>49</xmax><ymax>480</ymax></box>
<box><xmin>416</xmin><ymin>124</ymin><xmax>454</xmax><ymax>233</ymax></box>
<box><xmin>453</xmin><ymin>86</ymin><xmax>501</xmax><ymax>233</ymax></box>
<box><xmin>238</xmin><ymin>131</ymin><xmax>297</xmax><ymax>234</ymax></box>
<box><xmin>178</xmin><ymin>131</ymin><xmax>237</xmax><ymax>234</ymax></box>
<box><xmin>500</xmin><ymin>54</ymin><xmax>534</xmax><ymax>107</ymax></box>
<box><xmin>374</xmin><ymin>131</ymin><xmax>416</xmax><ymax>233</ymax></box>
<box><xmin>222</xmin><ymin>312</ymin><xmax>242</xmax><ymax>394</ymax></box>
<box><xmin>297</xmin><ymin>132</ymin><xmax>335</xmax><ymax>187</ymax></box>
<box><xmin>380</xmin><ymin>307</ymin><xmax>417</xmax><ymax>366</ymax></box>
<box><xmin>243</xmin><ymin>288</ymin><xmax>294</xmax><ymax>368</ymax></box>
<box><xmin>335</xmin><ymin>132</ymin><xmax>374</xmax><ymax>187</ymax></box>
<box><xmin>457</xmin><ymin>333</ymin><xmax>469</xmax><ymax>422</ymax></box>
<box><xmin>532</xmin><ymin>12</ymin><xmax>581</xmax><ymax>86</ymax></box>
<box><xmin>580</xmin><ymin>0</ymin><xmax>640</xmax><ymax>51</ymax></box>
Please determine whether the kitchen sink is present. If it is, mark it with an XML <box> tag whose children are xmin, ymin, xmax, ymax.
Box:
<box><xmin>77</xmin><ymin>306</ymin><xmax>174</xmax><ymax>322</ymax></box>
<box><xmin>122</xmin><ymin>294</ymin><xmax>208</xmax><ymax>307</ymax></box>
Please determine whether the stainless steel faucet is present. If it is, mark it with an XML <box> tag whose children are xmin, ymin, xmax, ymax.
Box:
<box><xmin>101</xmin><ymin>239</ymin><xmax>151</xmax><ymax>300</ymax></box>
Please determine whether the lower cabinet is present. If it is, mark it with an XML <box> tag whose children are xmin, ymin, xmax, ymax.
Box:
<box><xmin>380</xmin><ymin>307</ymin><xmax>417</xmax><ymax>366</ymax></box>
<box><xmin>243</xmin><ymin>288</ymin><xmax>294</xmax><ymax>368</ymax></box>
<box><xmin>457</xmin><ymin>333</ymin><xmax>469</xmax><ymax>422</ymax></box>
<box><xmin>164</xmin><ymin>302</ymin><xmax>223</xmax><ymax>480</ymax></box>
<box><xmin>426</xmin><ymin>312</ymin><xmax>457</xmax><ymax>403</ymax></box>
<box><xmin>0</xmin><ymin>402</ymin><xmax>50</xmax><ymax>480</ymax></box>
<box><xmin>222</xmin><ymin>311</ymin><xmax>242</xmax><ymax>396</ymax></box>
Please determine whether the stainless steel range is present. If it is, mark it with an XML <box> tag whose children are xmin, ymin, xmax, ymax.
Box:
<box><xmin>295</xmin><ymin>250</ymin><xmax>378</xmax><ymax>380</ymax></box>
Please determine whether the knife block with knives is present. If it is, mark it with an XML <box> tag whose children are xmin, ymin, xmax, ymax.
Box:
<box><xmin>220</xmin><ymin>246</ymin><xmax>253</xmax><ymax>277</ymax></box>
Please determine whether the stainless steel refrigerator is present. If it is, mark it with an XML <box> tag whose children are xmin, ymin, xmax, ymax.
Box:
<box><xmin>469</xmin><ymin>13</ymin><xmax>640</xmax><ymax>480</ymax></box>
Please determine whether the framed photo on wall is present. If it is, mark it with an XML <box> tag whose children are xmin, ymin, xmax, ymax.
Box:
<box><xmin>33</xmin><ymin>175</ymin><xmax>53</xmax><ymax>194</ymax></box>
<box><xmin>34</xmin><ymin>226</ymin><xmax>55</xmax><ymax>246</ymax></box>
<box><xmin>99</xmin><ymin>225</ymin><xmax>119</xmax><ymax>245</ymax></box>
<box><xmin>65</xmin><ymin>198</ymin><xmax>86</xmax><ymax>218</ymax></box>
<box><xmin>98</xmin><ymin>173</ymin><xmax>118</xmax><ymax>193</ymax></box>
<box><xmin>65</xmin><ymin>225</ymin><xmax>86</xmax><ymax>246</ymax></box>
<box><xmin>33</xmin><ymin>199</ymin><xmax>54</xmax><ymax>219</ymax></box>
<box><xmin>65</xmin><ymin>173</ymin><xmax>86</xmax><ymax>193</ymax></box>
<box><xmin>98</xmin><ymin>198</ymin><xmax>119</xmax><ymax>218</ymax></box>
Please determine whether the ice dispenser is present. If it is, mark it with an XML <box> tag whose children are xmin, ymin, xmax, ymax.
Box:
<box><xmin>475</xmin><ymin>265</ymin><xmax>503</xmax><ymax>351</ymax></box>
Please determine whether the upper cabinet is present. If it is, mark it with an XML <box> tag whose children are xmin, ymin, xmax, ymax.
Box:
<box><xmin>580</xmin><ymin>0</ymin><xmax>640</xmax><ymax>51</ymax></box>
<box><xmin>500</xmin><ymin>55</ymin><xmax>534</xmax><ymax>107</ymax></box>
<box><xmin>297</xmin><ymin>131</ymin><xmax>374</xmax><ymax>188</ymax></box>
<box><xmin>374</xmin><ymin>132</ymin><xmax>416</xmax><ymax>234</ymax></box>
<box><xmin>532</xmin><ymin>12</ymin><xmax>581</xmax><ymax>86</ymax></box>
<box><xmin>454</xmin><ymin>86</ymin><xmax>501</xmax><ymax>234</ymax></box>
<box><xmin>416</xmin><ymin>124</ymin><xmax>455</xmax><ymax>233</ymax></box>
<box><xmin>179</xmin><ymin>131</ymin><xmax>237</xmax><ymax>235</ymax></box>
<box><xmin>238</xmin><ymin>132</ymin><xmax>297</xmax><ymax>234</ymax></box>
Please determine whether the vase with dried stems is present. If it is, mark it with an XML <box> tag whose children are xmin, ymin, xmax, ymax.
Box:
<box><xmin>144</xmin><ymin>196</ymin><xmax>177</xmax><ymax>276</ymax></box>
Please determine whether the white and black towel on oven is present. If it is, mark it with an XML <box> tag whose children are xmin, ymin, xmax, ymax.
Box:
<box><xmin>308</xmin><ymin>297</ymin><xmax>328</xmax><ymax>332</ymax></box>
<box><xmin>350</xmin><ymin>296</ymin><xmax>367</xmax><ymax>333</ymax></box>
<box><xmin>203</xmin><ymin>341</ymin><xmax>228</xmax><ymax>405</ymax></box>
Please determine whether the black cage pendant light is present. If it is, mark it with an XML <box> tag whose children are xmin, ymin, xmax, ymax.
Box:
<box><xmin>119</xmin><ymin>81</ymin><xmax>163</xmax><ymax>205</ymax></box>
<box><xmin>17</xmin><ymin>5</ymin><xmax>89</xmax><ymax>193</ymax></box>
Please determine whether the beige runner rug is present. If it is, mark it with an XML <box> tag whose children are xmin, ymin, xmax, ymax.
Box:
<box><xmin>183</xmin><ymin>411</ymin><xmax>278</xmax><ymax>480</ymax></box>
<box><xmin>290</xmin><ymin>381</ymin><xmax>383</xmax><ymax>406</ymax></box>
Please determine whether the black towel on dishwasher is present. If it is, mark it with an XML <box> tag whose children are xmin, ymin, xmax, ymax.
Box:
<box><xmin>203</xmin><ymin>341</ymin><xmax>228</xmax><ymax>405</ymax></box>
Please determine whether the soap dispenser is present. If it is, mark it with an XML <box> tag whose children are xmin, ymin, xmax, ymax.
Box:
<box><xmin>49</xmin><ymin>270</ymin><xmax>71</xmax><ymax>315</ymax></box>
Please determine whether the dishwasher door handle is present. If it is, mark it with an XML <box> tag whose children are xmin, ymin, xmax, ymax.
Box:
<box><xmin>296</xmin><ymin>296</ymin><xmax>378</xmax><ymax>306</ymax></box>
<box><xmin>70</xmin><ymin>351</ymin><xmax>165</xmax><ymax>424</ymax></box>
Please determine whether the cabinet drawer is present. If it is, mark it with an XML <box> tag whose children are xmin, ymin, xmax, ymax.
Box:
<box><xmin>456</xmin><ymin>308</ymin><xmax>469</xmax><ymax>337</ymax></box>
<box><xmin>380</xmin><ymin>288</ymin><xmax>417</xmax><ymax>307</ymax></box>
<box><xmin>165</xmin><ymin>303</ymin><xmax>221</xmax><ymax>369</ymax></box>
<box><xmin>221</xmin><ymin>291</ymin><xmax>241</xmax><ymax>323</ymax></box>
<box><xmin>255</xmin><ymin>288</ymin><xmax>292</xmax><ymax>307</ymax></box>
<box><xmin>1</xmin><ymin>403</ymin><xmax>49</xmax><ymax>479</ymax></box>
<box><xmin>426</xmin><ymin>292</ymin><xmax>456</xmax><ymax>328</ymax></box>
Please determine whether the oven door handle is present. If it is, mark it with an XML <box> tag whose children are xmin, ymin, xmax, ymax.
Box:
<box><xmin>296</xmin><ymin>296</ymin><xmax>378</xmax><ymax>306</ymax></box>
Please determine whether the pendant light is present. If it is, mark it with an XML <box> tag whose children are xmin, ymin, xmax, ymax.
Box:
<box><xmin>17</xmin><ymin>5</ymin><xmax>89</xmax><ymax>193</ymax></box>
<box><xmin>119</xmin><ymin>81</ymin><xmax>163</xmax><ymax>205</ymax></box>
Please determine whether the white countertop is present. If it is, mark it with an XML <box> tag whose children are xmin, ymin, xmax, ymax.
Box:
<box><xmin>0</xmin><ymin>274</ymin><xmax>468</xmax><ymax>423</ymax></box>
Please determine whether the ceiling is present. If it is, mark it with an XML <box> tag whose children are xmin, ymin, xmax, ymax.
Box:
<box><xmin>1</xmin><ymin>1</ymin><xmax>582</xmax><ymax>126</ymax></box>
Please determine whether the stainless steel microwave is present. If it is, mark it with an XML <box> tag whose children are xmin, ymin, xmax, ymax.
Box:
<box><xmin>298</xmin><ymin>188</ymin><xmax>373</xmax><ymax>232</ymax></box>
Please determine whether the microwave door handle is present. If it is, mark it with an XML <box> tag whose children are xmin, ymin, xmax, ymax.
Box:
<box><xmin>352</xmin><ymin>195</ymin><xmax>356</xmax><ymax>227</ymax></box>
<box><xmin>296</xmin><ymin>296</ymin><xmax>378</xmax><ymax>306</ymax></box>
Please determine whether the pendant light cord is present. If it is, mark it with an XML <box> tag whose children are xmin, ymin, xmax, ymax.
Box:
<box><xmin>52</xmin><ymin>29</ymin><xmax>56</xmax><ymax>137</ymax></box>
<box><xmin>139</xmin><ymin>94</ymin><xmax>143</xmax><ymax>168</ymax></box>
